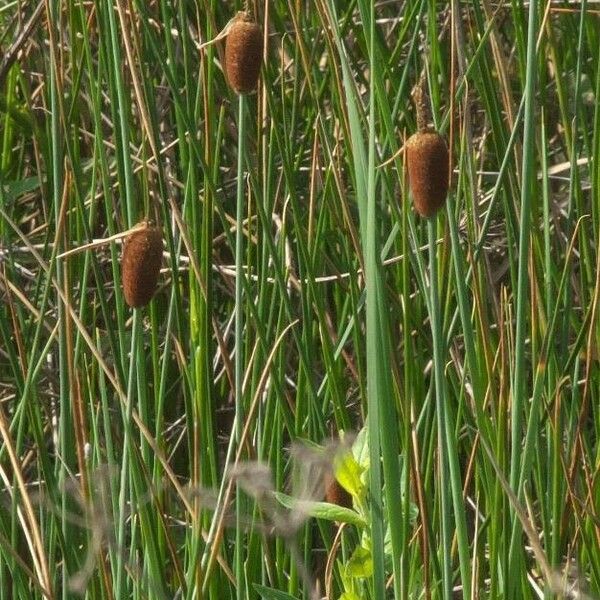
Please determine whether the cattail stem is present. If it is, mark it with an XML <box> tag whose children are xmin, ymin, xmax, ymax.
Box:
<box><xmin>234</xmin><ymin>92</ymin><xmax>247</xmax><ymax>600</ymax></box>
<box><xmin>115</xmin><ymin>312</ymin><xmax>140</xmax><ymax>599</ymax></box>
<box><xmin>427</xmin><ymin>220</ymin><xmax>452</xmax><ymax>600</ymax></box>
<box><xmin>426</xmin><ymin>214</ymin><xmax>473</xmax><ymax>598</ymax></box>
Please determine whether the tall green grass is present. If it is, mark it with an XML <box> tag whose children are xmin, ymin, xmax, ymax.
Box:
<box><xmin>1</xmin><ymin>1</ymin><xmax>600</xmax><ymax>599</ymax></box>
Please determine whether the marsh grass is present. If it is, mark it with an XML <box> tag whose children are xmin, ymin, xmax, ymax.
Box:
<box><xmin>1</xmin><ymin>1</ymin><xmax>600</xmax><ymax>599</ymax></box>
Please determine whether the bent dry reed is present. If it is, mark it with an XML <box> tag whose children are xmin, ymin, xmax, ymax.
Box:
<box><xmin>225</xmin><ymin>11</ymin><xmax>263</xmax><ymax>94</ymax></box>
<box><xmin>121</xmin><ymin>221</ymin><xmax>163</xmax><ymax>308</ymax></box>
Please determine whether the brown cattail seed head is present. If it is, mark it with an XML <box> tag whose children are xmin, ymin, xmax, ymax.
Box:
<box><xmin>406</xmin><ymin>131</ymin><xmax>449</xmax><ymax>218</ymax></box>
<box><xmin>225</xmin><ymin>12</ymin><xmax>262</xmax><ymax>94</ymax></box>
<box><xmin>406</xmin><ymin>73</ymin><xmax>449</xmax><ymax>217</ymax></box>
<box><xmin>121</xmin><ymin>222</ymin><xmax>163</xmax><ymax>308</ymax></box>
<box><xmin>324</xmin><ymin>473</ymin><xmax>352</xmax><ymax>509</ymax></box>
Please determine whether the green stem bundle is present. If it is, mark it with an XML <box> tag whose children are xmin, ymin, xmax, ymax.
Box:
<box><xmin>235</xmin><ymin>93</ymin><xmax>247</xmax><ymax>600</ymax></box>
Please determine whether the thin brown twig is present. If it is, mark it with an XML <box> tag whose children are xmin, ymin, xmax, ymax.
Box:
<box><xmin>201</xmin><ymin>319</ymin><xmax>299</xmax><ymax>592</ymax></box>
<box><xmin>0</xmin><ymin>406</ymin><xmax>54</xmax><ymax>598</ymax></box>
<box><xmin>0</xmin><ymin>1</ymin><xmax>45</xmax><ymax>87</ymax></box>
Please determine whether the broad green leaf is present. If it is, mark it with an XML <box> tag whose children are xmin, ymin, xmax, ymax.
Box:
<box><xmin>340</xmin><ymin>592</ymin><xmax>361</xmax><ymax>600</ymax></box>
<box><xmin>352</xmin><ymin>426</ymin><xmax>369</xmax><ymax>470</ymax></box>
<box><xmin>274</xmin><ymin>492</ymin><xmax>366</xmax><ymax>527</ymax></box>
<box><xmin>253</xmin><ymin>585</ymin><xmax>300</xmax><ymax>600</ymax></box>
<box><xmin>334</xmin><ymin>451</ymin><xmax>365</xmax><ymax>500</ymax></box>
<box><xmin>291</xmin><ymin>437</ymin><xmax>323</xmax><ymax>452</ymax></box>
<box><xmin>3</xmin><ymin>177</ymin><xmax>41</xmax><ymax>202</ymax></box>
<box><xmin>346</xmin><ymin>545</ymin><xmax>373</xmax><ymax>578</ymax></box>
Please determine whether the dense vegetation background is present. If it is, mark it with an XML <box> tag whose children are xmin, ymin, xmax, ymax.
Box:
<box><xmin>1</xmin><ymin>1</ymin><xmax>599</xmax><ymax>598</ymax></box>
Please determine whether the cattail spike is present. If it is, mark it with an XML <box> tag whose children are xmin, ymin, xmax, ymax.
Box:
<box><xmin>121</xmin><ymin>221</ymin><xmax>163</xmax><ymax>308</ymax></box>
<box><xmin>406</xmin><ymin>72</ymin><xmax>449</xmax><ymax>218</ymax></box>
<box><xmin>225</xmin><ymin>11</ymin><xmax>263</xmax><ymax>94</ymax></box>
<box><xmin>406</xmin><ymin>132</ymin><xmax>449</xmax><ymax>217</ymax></box>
